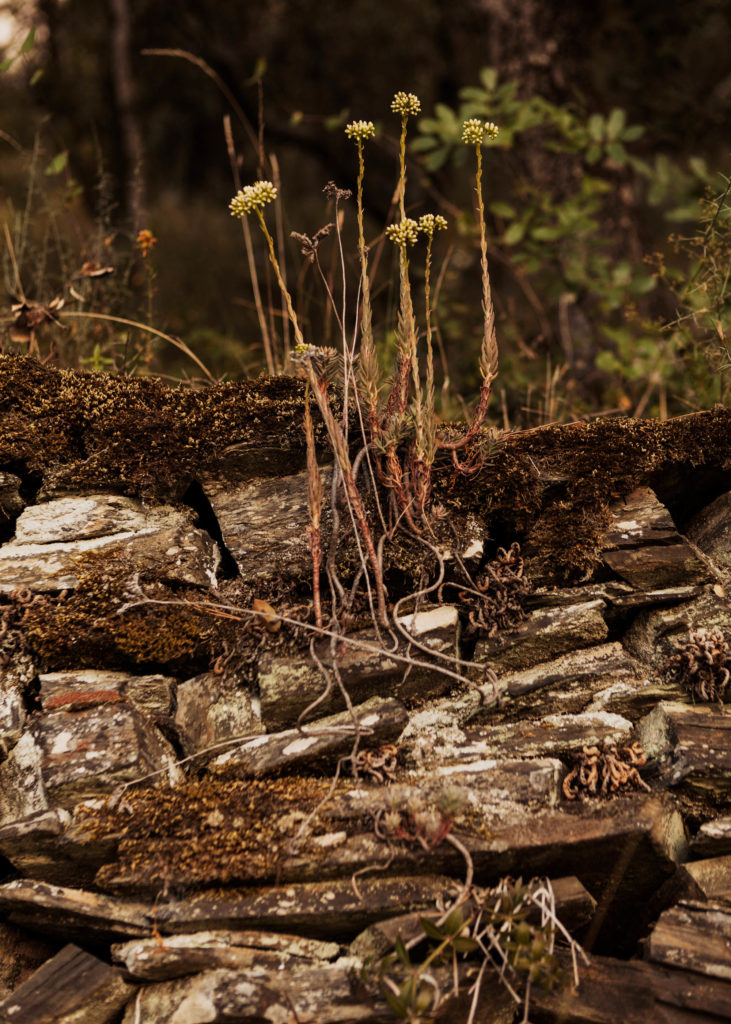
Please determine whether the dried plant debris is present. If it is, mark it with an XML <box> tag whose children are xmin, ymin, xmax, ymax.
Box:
<box><xmin>454</xmin><ymin>541</ymin><xmax>533</xmax><ymax>639</ymax></box>
<box><xmin>562</xmin><ymin>740</ymin><xmax>650</xmax><ymax>801</ymax></box>
<box><xmin>350</xmin><ymin>744</ymin><xmax>399</xmax><ymax>784</ymax></box>
<box><xmin>662</xmin><ymin>628</ymin><xmax>731</xmax><ymax>705</ymax></box>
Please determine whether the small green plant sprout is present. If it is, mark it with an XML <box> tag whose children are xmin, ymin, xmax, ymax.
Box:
<box><xmin>362</xmin><ymin>875</ymin><xmax>586</xmax><ymax>1023</ymax></box>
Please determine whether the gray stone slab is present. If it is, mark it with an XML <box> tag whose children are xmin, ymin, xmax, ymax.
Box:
<box><xmin>38</xmin><ymin>670</ymin><xmax>175</xmax><ymax>718</ymax></box>
<box><xmin>210</xmin><ymin>696</ymin><xmax>407</xmax><ymax>777</ymax></box>
<box><xmin>258</xmin><ymin>605</ymin><xmax>459</xmax><ymax>731</ymax></box>
<box><xmin>203</xmin><ymin>468</ymin><xmax>331</xmax><ymax>585</ymax></box>
<box><xmin>475</xmin><ymin>600</ymin><xmax>608</xmax><ymax>674</ymax></box>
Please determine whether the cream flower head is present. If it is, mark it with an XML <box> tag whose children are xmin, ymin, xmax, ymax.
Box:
<box><xmin>385</xmin><ymin>218</ymin><xmax>420</xmax><ymax>248</ymax></box>
<box><xmin>461</xmin><ymin>119</ymin><xmax>500</xmax><ymax>145</ymax></box>
<box><xmin>391</xmin><ymin>92</ymin><xmax>421</xmax><ymax>118</ymax></box>
<box><xmin>229</xmin><ymin>181</ymin><xmax>278</xmax><ymax>217</ymax></box>
<box><xmin>345</xmin><ymin>120</ymin><xmax>376</xmax><ymax>142</ymax></box>
<box><xmin>418</xmin><ymin>214</ymin><xmax>448</xmax><ymax>238</ymax></box>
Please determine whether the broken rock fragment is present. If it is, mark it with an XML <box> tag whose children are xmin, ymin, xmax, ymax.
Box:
<box><xmin>0</xmin><ymin>943</ymin><xmax>134</xmax><ymax>1024</ymax></box>
<box><xmin>174</xmin><ymin>671</ymin><xmax>263</xmax><ymax>758</ymax></box>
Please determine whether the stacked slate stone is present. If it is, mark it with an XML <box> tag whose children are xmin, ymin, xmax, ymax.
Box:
<box><xmin>0</xmin><ymin>358</ymin><xmax>730</xmax><ymax>1023</ymax></box>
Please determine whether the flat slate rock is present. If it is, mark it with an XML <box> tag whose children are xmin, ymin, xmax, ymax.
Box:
<box><xmin>475</xmin><ymin>600</ymin><xmax>609</xmax><ymax>674</ymax></box>
<box><xmin>38</xmin><ymin>669</ymin><xmax>175</xmax><ymax>718</ymax></box>
<box><xmin>202</xmin><ymin>468</ymin><xmax>331</xmax><ymax>586</ymax></box>
<box><xmin>691</xmin><ymin>815</ymin><xmax>731</xmax><ymax>858</ymax></box>
<box><xmin>647</xmin><ymin>899</ymin><xmax>731</xmax><ymax>981</ymax></box>
<box><xmin>154</xmin><ymin>874</ymin><xmax>462</xmax><ymax>940</ymax></box>
<box><xmin>601</xmin><ymin>486</ymin><xmax>714</xmax><ymax>589</ymax></box>
<box><xmin>118</xmin><ymin>960</ymin><xmax>374</xmax><ymax>1024</ymax></box>
<box><xmin>465</xmin><ymin>710</ymin><xmax>634</xmax><ymax>760</ymax></box>
<box><xmin>112</xmin><ymin>928</ymin><xmax>340</xmax><ymax>981</ymax></box>
<box><xmin>0</xmin><ymin>680</ymin><xmax>24</xmax><ymax>755</ymax></box>
<box><xmin>637</xmin><ymin>701</ymin><xmax>731</xmax><ymax>793</ymax></box>
<box><xmin>0</xmin><ymin>943</ymin><xmax>133</xmax><ymax>1024</ymax></box>
<box><xmin>0</xmin><ymin>494</ymin><xmax>219</xmax><ymax>593</ymax></box>
<box><xmin>467</xmin><ymin>643</ymin><xmax>645</xmax><ymax>726</ymax></box>
<box><xmin>174</xmin><ymin>672</ymin><xmax>263</xmax><ymax>758</ymax></box>
<box><xmin>0</xmin><ymin>879</ymin><xmax>153</xmax><ymax>942</ymax></box>
<box><xmin>533</xmin><ymin>947</ymin><xmax>731</xmax><ymax>1023</ymax></box>
<box><xmin>210</xmin><ymin>695</ymin><xmax>408</xmax><ymax>776</ymax></box>
<box><xmin>623</xmin><ymin>586</ymin><xmax>731</xmax><ymax>668</ymax></box>
<box><xmin>25</xmin><ymin>703</ymin><xmax>183</xmax><ymax>809</ymax></box>
<box><xmin>686</xmin><ymin>489</ymin><xmax>731</xmax><ymax>574</ymax></box>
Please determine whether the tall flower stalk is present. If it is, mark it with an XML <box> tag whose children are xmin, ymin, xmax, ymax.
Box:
<box><xmin>345</xmin><ymin>121</ymin><xmax>379</xmax><ymax>438</ymax></box>
<box><xmin>230</xmin><ymin>180</ymin><xmax>388</xmax><ymax>627</ymax></box>
<box><xmin>437</xmin><ymin>118</ymin><xmax>500</xmax><ymax>467</ymax></box>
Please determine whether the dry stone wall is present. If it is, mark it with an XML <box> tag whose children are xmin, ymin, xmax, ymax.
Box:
<box><xmin>0</xmin><ymin>357</ymin><xmax>731</xmax><ymax>1022</ymax></box>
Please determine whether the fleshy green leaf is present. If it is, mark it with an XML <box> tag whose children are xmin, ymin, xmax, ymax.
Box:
<box><xmin>503</xmin><ymin>220</ymin><xmax>527</xmax><ymax>245</ymax></box>
<box><xmin>606</xmin><ymin>107</ymin><xmax>626</xmax><ymax>140</ymax></box>
<box><xmin>394</xmin><ymin>935</ymin><xmax>411</xmax><ymax>967</ymax></box>
<box><xmin>20</xmin><ymin>27</ymin><xmax>36</xmax><ymax>54</ymax></box>
<box><xmin>420</xmin><ymin>917</ymin><xmax>445</xmax><ymax>941</ymax></box>
<box><xmin>490</xmin><ymin>200</ymin><xmax>516</xmax><ymax>219</ymax></box>
<box><xmin>44</xmin><ymin>151</ymin><xmax>68</xmax><ymax>175</ymax></box>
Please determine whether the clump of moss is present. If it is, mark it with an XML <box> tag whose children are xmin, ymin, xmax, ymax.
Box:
<box><xmin>21</xmin><ymin>553</ymin><xmax>219</xmax><ymax>673</ymax></box>
<box><xmin>83</xmin><ymin>774</ymin><xmax>342</xmax><ymax>893</ymax></box>
<box><xmin>0</xmin><ymin>355</ymin><xmax>334</xmax><ymax>500</ymax></box>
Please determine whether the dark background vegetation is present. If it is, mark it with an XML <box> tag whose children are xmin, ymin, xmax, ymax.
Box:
<box><xmin>0</xmin><ymin>0</ymin><xmax>729</xmax><ymax>419</ymax></box>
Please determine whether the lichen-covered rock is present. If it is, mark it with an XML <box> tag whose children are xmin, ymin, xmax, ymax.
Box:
<box><xmin>0</xmin><ymin>732</ymin><xmax>48</xmax><ymax>826</ymax></box>
<box><xmin>27</xmin><ymin>704</ymin><xmax>183</xmax><ymax>808</ymax></box>
<box><xmin>475</xmin><ymin>599</ymin><xmax>608</xmax><ymax>674</ymax></box>
<box><xmin>258</xmin><ymin>606</ymin><xmax>458</xmax><ymax>731</ymax></box>
<box><xmin>623</xmin><ymin>587</ymin><xmax>731</xmax><ymax>668</ymax></box>
<box><xmin>111</xmin><ymin>928</ymin><xmax>340</xmax><ymax>981</ymax></box>
<box><xmin>601</xmin><ymin>487</ymin><xmax>715</xmax><ymax>589</ymax></box>
<box><xmin>38</xmin><ymin>670</ymin><xmax>175</xmax><ymax>718</ymax></box>
<box><xmin>0</xmin><ymin>678</ymin><xmax>24</xmax><ymax>758</ymax></box>
<box><xmin>203</xmin><ymin>468</ymin><xmax>330</xmax><ymax>585</ymax></box>
<box><xmin>174</xmin><ymin>672</ymin><xmax>263</xmax><ymax>758</ymax></box>
<box><xmin>0</xmin><ymin>495</ymin><xmax>220</xmax><ymax>593</ymax></box>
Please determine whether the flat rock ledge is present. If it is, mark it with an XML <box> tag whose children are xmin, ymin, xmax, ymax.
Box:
<box><xmin>1</xmin><ymin>361</ymin><xmax>731</xmax><ymax>1023</ymax></box>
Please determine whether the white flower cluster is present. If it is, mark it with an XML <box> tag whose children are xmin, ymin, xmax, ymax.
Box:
<box><xmin>391</xmin><ymin>91</ymin><xmax>421</xmax><ymax>118</ymax></box>
<box><xmin>229</xmin><ymin>181</ymin><xmax>278</xmax><ymax>217</ymax></box>
<box><xmin>385</xmin><ymin>217</ymin><xmax>420</xmax><ymax>247</ymax></box>
<box><xmin>461</xmin><ymin>118</ymin><xmax>500</xmax><ymax>145</ymax></box>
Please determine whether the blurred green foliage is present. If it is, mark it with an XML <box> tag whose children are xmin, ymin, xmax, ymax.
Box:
<box><xmin>412</xmin><ymin>68</ymin><xmax>723</xmax><ymax>420</ymax></box>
